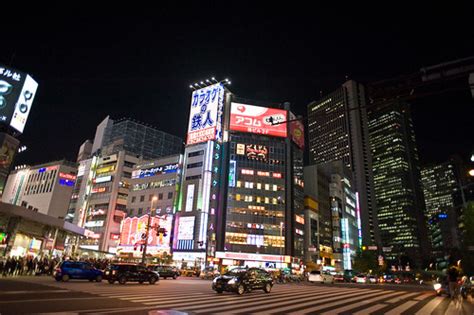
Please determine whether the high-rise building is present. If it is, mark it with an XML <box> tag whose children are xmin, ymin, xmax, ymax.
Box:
<box><xmin>304</xmin><ymin>161</ymin><xmax>360</xmax><ymax>270</ymax></box>
<box><xmin>173</xmin><ymin>83</ymin><xmax>305</xmax><ymax>269</ymax></box>
<box><xmin>101</xmin><ymin>118</ymin><xmax>183</xmax><ymax>160</ymax></box>
<box><xmin>2</xmin><ymin>160</ymin><xmax>77</xmax><ymax>219</ymax></box>
<box><xmin>421</xmin><ymin>162</ymin><xmax>458</xmax><ymax>219</ymax></box>
<box><xmin>368</xmin><ymin>101</ymin><xmax>429</xmax><ymax>267</ymax></box>
<box><xmin>307</xmin><ymin>80</ymin><xmax>379</xmax><ymax>247</ymax></box>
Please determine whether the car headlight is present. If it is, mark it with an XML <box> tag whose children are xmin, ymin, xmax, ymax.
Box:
<box><xmin>434</xmin><ymin>283</ymin><xmax>441</xmax><ymax>290</ymax></box>
<box><xmin>228</xmin><ymin>278</ymin><xmax>237</xmax><ymax>285</ymax></box>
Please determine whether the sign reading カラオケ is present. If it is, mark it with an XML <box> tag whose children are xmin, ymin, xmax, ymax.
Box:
<box><xmin>230</xmin><ymin>103</ymin><xmax>287</xmax><ymax>137</ymax></box>
<box><xmin>186</xmin><ymin>83</ymin><xmax>225</xmax><ymax>145</ymax></box>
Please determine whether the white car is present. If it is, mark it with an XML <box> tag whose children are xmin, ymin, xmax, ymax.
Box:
<box><xmin>308</xmin><ymin>270</ymin><xmax>334</xmax><ymax>284</ymax></box>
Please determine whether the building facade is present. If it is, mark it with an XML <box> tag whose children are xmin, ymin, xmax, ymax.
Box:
<box><xmin>368</xmin><ymin>101</ymin><xmax>429</xmax><ymax>267</ymax></box>
<box><xmin>2</xmin><ymin>160</ymin><xmax>77</xmax><ymax>219</ymax></box>
<box><xmin>307</xmin><ymin>80</ymin><xmax>379</xmax><ymax>248</ymax></box>
<box><xmin>173</xmin><ymin>83</ymin><xmax>305</xmax><ymax>270</ymax></box>
<box><xmin>117</xmin><ymin>154</ymin><xmax>183</xmax><ymax>259</ymax></box>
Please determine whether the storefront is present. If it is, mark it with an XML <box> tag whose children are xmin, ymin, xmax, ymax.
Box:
<box><xmin>0</xmin><ymin>202</ymin><xmax>88</xmax><ymax>258</ymax></box>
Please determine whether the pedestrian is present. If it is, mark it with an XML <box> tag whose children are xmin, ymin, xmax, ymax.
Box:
<box><xmin>447</xmin><ymin>265</ymin><xmax>459</xmax><ymax>298</ymax></box>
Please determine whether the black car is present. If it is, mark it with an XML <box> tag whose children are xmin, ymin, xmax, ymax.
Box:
<box><xmin>212</xmin><ymin>267</ymin><xmax>273</xmax><ymax>295</ymax></box>
<box><xmin>104</xmin><ymin>263</ymin><xmax>159</xmax><ymax>285</ymax></box>
<box><xmin>148</xmin><ymin>265</ymin><xmax>179</xmax><ymax>279</ymax></box>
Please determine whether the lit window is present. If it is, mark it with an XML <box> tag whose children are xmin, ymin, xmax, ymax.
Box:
<box><xmin>257</xmin><ymin>183</ymin><xmax>262</xmax><ymax>189</ymax></box>
<box><xmin>256</xmin><ymin>197</ymin><xmax>261</xmax><ymax>203</ymax></box>
<box><xmin>265</xmin><ymin>197</ymin><xmax>270</xmax><ymax>204</ymax></box>
<box><xmin>265</xmin><ymin>184</ymin><xmax>270</xmax><ymax>190</ymax></box>
<box><xmin>237</xmin><ymin>181</ymin><xmax>241</xmax><ymax>188</ymax></box>
<box><xmin>273</xmin><ymin>184</ymin><xmax>277</xmax><ymax>191</ymax></box>
<box><xmin>236</xmin><ymin>194</ymin><xmax>241</xmax><ymax>201</ymax></box>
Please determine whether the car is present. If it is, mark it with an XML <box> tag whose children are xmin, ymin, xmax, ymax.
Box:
<box><xmin>308</xmin><ymin>270</ymin><xmax>334</xmax><ymax>284</ymax></box>
<box><xmin>212</xmin><ymin>267</ymin><xmax>273</xmax><ymax>295</ymax></box>
<box><xmin>368</xmin><ymin>275</ymin><xmax>378</xmax><ymax>284</ymax></box>
<box><xmin>104</xmin><ymin>263</ymin><xmax>159</xmax><ymax>285</ymax></box>
<box><xmin>148</xmin><ymin>265</ymin><xmax>179</xmax><ymax>279</ymax></box>
<box><xmin>200</xmin><ymin>267</ymin><xmax>220</xmax><ymax>280</ymax></box>
<box><xmin>53</xmin><ymin>261</ymin><xmax>103</xmax><ymax>282</ymax></box>
<box><xmin>181</xmin><ymin>267</ymin><xmax>199</xmax><ymax>277</ymax></box>
<box><xmin>354</xmin><ymin>274</ymin><xmax>368</xmax><ymax>284</ymax></box>
<box><xmin>334</xmin><ymin>273</ymin><xmax>345</xmax><ymax>282</ymax></box>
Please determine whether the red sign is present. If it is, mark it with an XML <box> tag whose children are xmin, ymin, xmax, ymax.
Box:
<box><xmin>59</xmin><ymin>172</ymin><xmax>76</xmax><ymax>180</ymax></box>
<box><xmin>91</xmin><ymin>187</ymin><xmax>106</xmax><ymax>194</ymax></box>
<box><xmin>110</xmin><ymin>233</ymin><xmax>120</xmax><ymax>240</ymax></box>
<box><xmin>289</xmin><ymin>112</ymin><xmax>305</xmax><ymax>149</ymax></box>
<box><xmin>230</xmin><ymin>103</ymin><xmax>287</xmax><ymax>137</ymax></box>
<box><xmin>245</xmin><ymin>144</ymin><xmax>268</xmax><ymax>161</ymax></box>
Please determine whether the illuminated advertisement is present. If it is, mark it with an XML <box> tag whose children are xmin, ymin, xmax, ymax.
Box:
<box><xmin>230</xmin><ymin>103</ymin><xmax>287</xmax><ymax>137</ymax></box>
<box><xmin>131</xmin><ymin>163</ymin><xmax>178</xmax><ymax>179</ymax></box>
<box><xmin>245</xmin><ymin>144</ymin><xmax>268</xmax><ymax>161</ymax></box>
<box><xmin>96</xmin><ymin>165</ymin><xmax>115</xmax><ymax>174</ymax></box>
<box><xmin>59</xmin><ymin>172</ymin><xmax>76</xmax><ymax>180</ymax></box>
<box><xmin>94</xmin><ymin>175</ymin><xmax>112</xmax><ymax>183</ymax></box>
<box><xmin>91</xmin><ymin>187</ymin><xmax>107</xmax><ymax>194</ymax></box>
<box><xmin>184</xmin><ymin>184</ymin><xmax>195</xmax><ymax>212</ymax></box>
<box><xmin>119</xmin><ymin>214</ymin><xmax>172</xmax><ymax>254</ymax></box>
<box><xmin>84</xmin><ymin>220</ymin><xmax>104</xmax><ymax>228</ymax></box>
<box><xmin>289</xmin><ymin>112</ymin><xmax>305</xmax><ymax>149</ymax></box>
<box><xmin>186</xmin><ymin>83</ymin><xmax>225</xmax><ymax>145</ymax></box>
<box><xmin>0</xmin><ymin>65</ymin><xmax>38</xmax><ymax>133</ymax></box>
<box><xmin>177</xmin><ymin>216</ymin><xmax>195</xmax><ymax>240</ymax></box>
<box><xmin>228</xmin><ymin>160</ymin><xmax>236</xmax><ymax>187</ymax></box>
<box><xmin>236</xmin><ymin>143</ymin><xmax>245</xmax><ymax>155</ymax></box>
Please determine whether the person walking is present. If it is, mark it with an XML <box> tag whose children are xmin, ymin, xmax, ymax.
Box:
<box><xmin>447</xmin><ymin>265</ymin><xmax>460</xmax><ymax>298</ymax></box>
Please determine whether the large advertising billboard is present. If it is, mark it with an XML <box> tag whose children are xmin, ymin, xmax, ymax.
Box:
<box><xmin>131</xmin><ymin>163</ymin><xmax>179</xmax><ymax>179</ymax></box>
<box><xmin>0</xmin><ymin>65</ymin><xmax>38</xmax><ymax>133</ymax></box>
<box><xmin>118</xmin><ymin>214</ymin><xmax>172</xmax><ymax>255</ymax></box>
<box><xmin>230</xmin><ymin>103</ymin><xmax>287</xmax><ymax>137</ymax></box>
<box><xmin>186</xmin><ymin>83</ymin><xmax>225</xmax><ymax>145</ymax></box>
<box><xmin>289</xmin><ymin>112</ymin><xmax>305</xmax><ymax>149</ymax></box>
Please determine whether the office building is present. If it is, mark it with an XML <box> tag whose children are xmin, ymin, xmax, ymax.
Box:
<box><xmin>173</xmin><ymin>83</ymin><xmax>305</xmax><ymax>269</ymax></box>
<box><xmin>116</xmin><ymin>154</ymin><xmax>183</xmax><ymax>259</ymax></box>
<box><xmin>2</xmin><ymin>160</ymin><xmax>77</xmax><ymax>219</ymax></box>
<box><xmin>307</xmin><ymin>80</ymin><xmax>379</xmax><ymax>248</ymax></box>
<box><xmin>303</xmin><ymin>196</ymin><xmax>319</xmax><ymax>263</ymax></box>
<box><xmin>368</xmin><ymin>101</ymin><xmax>429</xmax><ymax>267</ymax></box>
<box><xmin>421</xmin><ymin>162</ymin><xmax>458</xmax><ymax>220</ymax></box>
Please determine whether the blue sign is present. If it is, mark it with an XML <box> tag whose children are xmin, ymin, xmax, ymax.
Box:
<box><xmin>228</xmin><ymin>160</ymin><xmax>236</xmax><ymax>187</ymax></box>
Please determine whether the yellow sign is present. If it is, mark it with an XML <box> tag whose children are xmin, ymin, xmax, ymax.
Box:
<box><xmin>96</xmin><ymin>165</ymin><xmax>115</xmax><ymax>174</ymax></box>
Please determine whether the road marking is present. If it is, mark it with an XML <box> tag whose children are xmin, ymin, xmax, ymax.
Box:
<box><xmin>385</xmin><ymin>291</ymin><xmax>420</xmax><ymax>303</ymax></box>
<box><xmin>319</xmin><ymin>291</ymin><xmax>405</xmax><ymax>314</ymax></box>
<box><xmin>352</xmin><ymin>303</ymin><xmax>387</xmax><ymax>315</ymax></box>
<box><xmin>414</xmin><ymin>296</ymin><xmax>443</xmax><ymax>314</ymax></box>
<box><xmin>385</xmin><ymin>300</ymin><xmax>417</xmax><ymax>315</ymax></box>
<box><xmin>0</xmin><ymin>289</ymin><xmax>70</xmax><ymax>295</ymax></box>
<box><xmin>0</xmin><ymin>296</ymin><xmax>114</xmax><ymax>304</ymax></box>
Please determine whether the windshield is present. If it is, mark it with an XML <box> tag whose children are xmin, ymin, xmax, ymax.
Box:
<box><xmin>225</xmin><ymin>268</ymin><xmax>247</xmax><ymax>276</ymax></box>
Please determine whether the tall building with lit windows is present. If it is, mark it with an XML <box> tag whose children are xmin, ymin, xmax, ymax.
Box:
<box><xmin>307</xmin><ymin>80</ymin><xmax>379</xmax><ymax>248</ymax></box>
<box><xmin>368</xmin><ymin>101</ymin><xmax>429</xmax><ymax>267</ymax></box>
<box><xmin>173</xmin><ymin>82</ymin><xmax>305</xmax><ymax>269</ymax></box>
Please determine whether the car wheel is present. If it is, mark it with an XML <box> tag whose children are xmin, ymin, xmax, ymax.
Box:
<box><xmin>89</xmin><ymin>278</ymin><xmax>94</xmax><ymax>282</ymax></box>
<box><xmin>139</xmin><ymin>281</ymin><xmax>144</xmax><ymax>284</ymax></box>
<box><xmin>237</xmin><ymin>284</ymin><xmax>245</xmax><ymax>295</ymax></box>
<box><xmin>95</xmin><ymin>275</ymin><xmax>102</xmax><ymax>282</ymax></box>
<box><xmin>61</xmin><ymin>274</ymin><xmax>70</xmax><ymax>282</ymax></box>
<box><xmin>118</xmin><ymin>276</ymin><xmax>127</xmax><ymax>285</ymax></box>
<box><xmin>216</xmin><ymin>289</ymin><xmax>223</xmax><ymax>294</ymax></box>
<box><xmin>164</xmin><ymin>277</ymin><xmax>167</xmax><ymax>280</ymax></box>
<box><xmin>108</xmin><ymin>279</ymin><xmax>115</xmax><ymax>284</ymax></box>
<box><xmin>149</xmin><ymin>277</ymin><xmax>157</xmax><ymax>285</ymax></box>
<box><xmin>173</xmin><ymin>275</ymin><xmax>177</xmax><ymax>279</ymax></box>
<box><xmin>264</xmin><ymin>283</ymin><xmax>272</xmax><ymax>293</ymax></box>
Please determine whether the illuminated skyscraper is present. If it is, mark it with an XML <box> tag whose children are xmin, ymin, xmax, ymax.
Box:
<box><xmin>368</xmin><ymin>101</ymin><xmax>429</xmax><ymax>267</ymax></box>
<box><xmin>307</xmin><ymin>80</ymin><xmax>379</xmax><ymax>248</ymax></box>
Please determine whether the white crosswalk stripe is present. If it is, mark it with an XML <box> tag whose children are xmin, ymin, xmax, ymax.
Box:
<box><xmin>15</xmin><ymin>277</ymin><xmax>470</xmax><ymax>314</ymax></box>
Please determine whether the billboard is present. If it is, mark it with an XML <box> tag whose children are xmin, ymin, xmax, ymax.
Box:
<box><xmin>119</xmin><ymin>214</ymin><xmax>172</xmax><ymax>252</ymax></box>
<box><xmin>245</xmin><ymin>144</ymin><xmax>268</xmax><ymax>161</ymax></box>
<box><xmin>230</xmin><ymin>103</ymin><xmax>287</xmax><ymax>137</ymax></box>
<box><xmin>186</xmin><ymin>83</ymin><xmax>225</xmax><ymax>145</ymax></box>
<box><xmin>177</xmin><ymin>216</ymin><xmax>195</xmax><ymax>240</ymax></box>
<box><xmin>131</xmin><ymin>163</ymin><xmax>179</xmax><ymax>179</ymax></box>
<box><xmin>0</xmin><ymin>65</ymin><xmax>38</xmax><ymax>133</ymax></box>
<box><xmin>289</xmin><ymin>112</ymin><xmax>305</xmax><ymax>149</ymax></box>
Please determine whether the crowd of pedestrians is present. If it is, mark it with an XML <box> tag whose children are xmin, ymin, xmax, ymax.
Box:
<box><xmin>0</xmin><ymin>255</ymin><xmax>112</xmax><ymax>277</ymax></box>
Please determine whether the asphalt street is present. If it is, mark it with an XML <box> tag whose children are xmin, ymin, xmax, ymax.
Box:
<box><xmin>0</xmin><ymin>276</ymin><xmax>472</xmax><ymax>314</ymax></box>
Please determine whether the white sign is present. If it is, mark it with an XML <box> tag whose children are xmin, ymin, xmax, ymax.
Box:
<box><xmin>215</xmin><ymin>251</ymin><xmax>291</xmax><ymax>263</ymax></box>
<box><xmin>10</xmin><ymin>74</ymin><xmax>38</xmax><ymax>133</ymax></box>
<box><xmin>172</xmin><ymin>251</ymin><xmax>206</xmax><ymax>262</ymax></box>
<box><xmin>185</xmin><ymin>184</ymin><xmax>195</xmax><ymax>212</ymax></box>
<box><xmin>186</xmin><ymin>83</ymin><xmax>224</xmax><ymax>145</ymax></box>
<box><xmin>177</xmin><ymin>216</ymin><xmax>195</xmax><ymax>240</ymax></box>
<box><xmin>95</xmin><ymin>175</ymin><xmax>112</xmax><ymax>183</ymax></box>
<box><xmin>84</xmin><ymin>220</ymin><xmax>104</xmax><ymax>228</ymax></box>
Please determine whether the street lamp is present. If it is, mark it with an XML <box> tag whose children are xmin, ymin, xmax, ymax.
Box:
<box><xmin>141</xmin><ymin>196</ymin><xmax>158</xmax><ymax>265</ymax></box>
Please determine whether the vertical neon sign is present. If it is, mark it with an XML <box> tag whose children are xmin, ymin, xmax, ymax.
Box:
<box><xmin>355</xmin><ymin>192</ymin><xmax>362</xmax><ymax>248</ymax></box>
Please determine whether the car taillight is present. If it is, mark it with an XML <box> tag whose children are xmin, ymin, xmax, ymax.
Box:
<box><xmin>111</xmin><ymin>270</ymin><xmax>117</xmax><ymax>275</ymax></box>
<box><xmin>55</xmin><ymin>268</ymin><xmax>61</xmax><ymax>273</ymax></box>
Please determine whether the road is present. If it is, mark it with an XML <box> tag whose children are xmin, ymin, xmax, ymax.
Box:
<box><xmin>0</xmin><ymin>276</ymin><xmax>473</xmax><ymax>314</ymax></box>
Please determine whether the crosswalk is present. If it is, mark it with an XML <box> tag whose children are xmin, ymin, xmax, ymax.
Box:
<box><xmin>18</xmin><ymin>277</ymin><xmax>474</xmax><ymax>314</ymax></box>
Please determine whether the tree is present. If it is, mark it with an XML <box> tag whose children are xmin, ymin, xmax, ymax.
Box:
<box><xmin>353</xmin><ymin>250</ymin><xmax>378</xmax><ymax>273</ymax></box>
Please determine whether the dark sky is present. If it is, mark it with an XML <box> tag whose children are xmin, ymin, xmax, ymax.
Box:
<box><xmin>1</xmin><ymin>5</ymin><xmax>473</xmax><ymax>167</ymax></box>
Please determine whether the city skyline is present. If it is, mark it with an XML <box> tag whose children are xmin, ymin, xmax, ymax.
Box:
<box><xmin>0</xmin><ymin>7</ymin><xmax>473</xmax><ymax>166</ymax></box>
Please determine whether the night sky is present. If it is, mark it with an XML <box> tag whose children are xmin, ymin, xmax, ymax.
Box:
<box><xmin>1</xmin><ymin>6</ymin><xmax>473</xmax><ymax>167</ymax></box>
